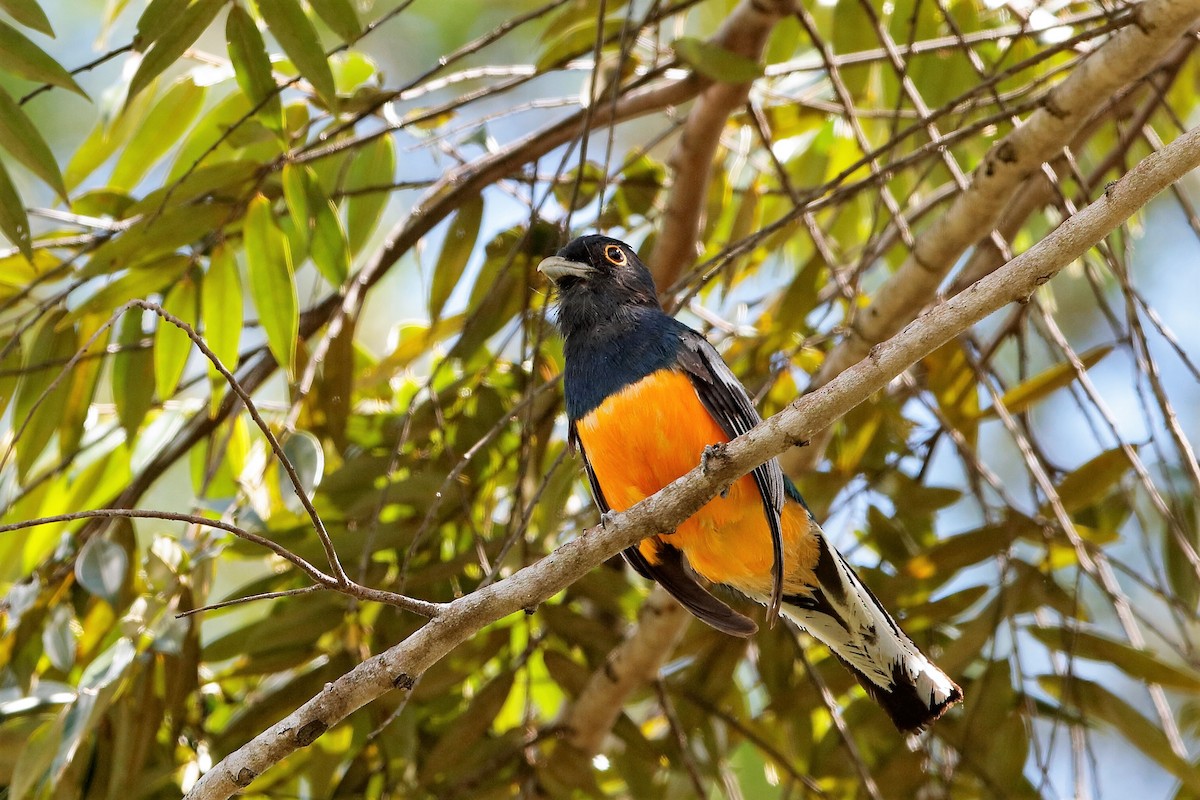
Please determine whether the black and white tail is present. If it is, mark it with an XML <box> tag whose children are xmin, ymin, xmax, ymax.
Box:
<box><xmin>776</xmin><ymin>536</ymin><xmax>962</xmax><ymax>731</ymax></box>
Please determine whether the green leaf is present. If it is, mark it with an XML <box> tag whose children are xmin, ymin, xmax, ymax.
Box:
<box><xmin>83</xmin><ymin>203</ymin><xmax>229</xmax><ymax>276</ymax></box>
<box><xmin>202</xmin><ymin>244</ymin><xmax>242</xmax><ymax>415</ymax></box>
<box><xmin>58</xmin><ymin>312</ymin><xmax>105</xmax><ymax>458</ymax></box>
<box><xmin>0</xmin><ymin>0</ymin><xmax>53</xmax><ymax>36</ymax></box>
<box><xmin>1053</xmin><ymin>447</ymin><xmax>1132</xmax><ymax>515</ymax></box>
<box><xmin>0</xmin><ymin>338</ymin><xmax>21</xmax><ymax>421</ymax></box>
<box><xmin>979</xmin><ymin>345</ymin><xmax>1113</xmax><ymax>418</ymax></box>
<box><xmin>12</xmin><ymin>308</ymin><xmax>74</xmax><ymax>478</ymax></box>
<box><xmin>283</xmin><ymin>163</ymin><xmax>349</xmax><ymax>285</ymax></box>
<box><xmin>75</xmin><ymin>536</ymin><xmax>129</xmax><ymax>604</ymax></box>
<box><xmin>128</xmin><ymin>0</ymin><xmax>225</xmax><ymax>102</ymax></box>
<box><xmin>154</xmin><ymin>271</ymin><xmax>198</xmax><ymax>399</ymax></box>
<box><xmin>344</xmin><ymin>133</ymin><xmax>394</xmax><ymax>255</ymax></box>
<box><xmin>309</xmin><ymin>0</ymin><xmax>361</xmax><ymax>42</ymax></box>
<box><xmin>1030</xmin><ymin>627</ymin><xmax>1200</xmax><ymax>691</ymax></box>
<box><xmin>0</xmin><ymin>84</ymin><xmax>66</xmax><ymax>199</ymax></box>
<box><xmin>0</xmin><ymin>157</ymin><xmax>31</xmax><ymax>258</ymax></box>
<box><xmin>1039</xmin><ymin>675</ymin><xmax>1200</xmax><ymax>793</ymax></box>
<box><xmin>112</xmin><ymin>308</ymin><xmax>155</xmax><ymax>439</ymax></box>
<box><xmin>0</xmin><ymin>19</ymin><xmax>84</xmax><ymax>96</ymax></box>
<box><xmin>244</xmin><ymin>194</ymin><xmax>298</xmax><ymax>377</ymax></box>
<box><xmin>673</xmin><ymin>36</ymin><xmax>764</xmax><ymax>83</ymax></box>
<box><xmin>226</xmin><ymin>4</ymin><xmax>283</xmax><ymax>133</ymax></box>
<box><xmin>429</xmin><ymin>194</ymin><xmax>483</xmax><ymax>321</ymax></box>
<box><xmin>110</xmin><ymin>76</ymin><xmax>206</xmax><ymax>191</ymax></box>
<box><xmin>63</xmin><ymin>254</ymin><xmax>192</xmax><ymax>323</ymax></box>
<box><xmin>253</xmin><ymin>0</ymin><xmax>338</xmax><ymax>109</ymax></box>
<box><xmin>64</xmin><ymin>85</ymin><xmax>156</xmax><ymax>190</ymax></box>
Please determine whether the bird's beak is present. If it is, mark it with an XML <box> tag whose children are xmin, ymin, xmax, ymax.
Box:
<box><xmin>537</xmin><ymin>256</ymin><xmax>595</xmax><ymax>283</ymax></box>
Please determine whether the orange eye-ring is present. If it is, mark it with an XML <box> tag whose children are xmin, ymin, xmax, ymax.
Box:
<box><xmin>603</xmin><ymin>244</ymin><xmax>627</xmax><ymax>266</ymax></box>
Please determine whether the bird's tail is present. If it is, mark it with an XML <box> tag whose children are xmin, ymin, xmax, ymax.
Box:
<box><xmin>776</xmin><ymin>535</ymin><xmax>962</xmax><ymax>731</ymax></box>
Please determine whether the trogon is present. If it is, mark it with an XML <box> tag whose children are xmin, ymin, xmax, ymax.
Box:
<box><xmin>540</xmin><ymin>234</ymin><xmax>962</xmax><ymax>731</ymax></box>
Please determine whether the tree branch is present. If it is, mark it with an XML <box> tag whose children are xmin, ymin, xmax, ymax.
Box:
<box><xmin>780</xmin><ymin>0</ymin><xmax>1200</xmax><ymax>473</ymax></box>
<box><xmin>185</xmin><ymin>117</ymin><xmax>1200</xmax><ymax>800</ymax></box>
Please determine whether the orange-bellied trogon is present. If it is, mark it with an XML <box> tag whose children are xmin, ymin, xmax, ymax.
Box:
<box><xmin>540</xmin><ymin>234</ymin><xmax>962</xmax><ymax>731</ymax></box>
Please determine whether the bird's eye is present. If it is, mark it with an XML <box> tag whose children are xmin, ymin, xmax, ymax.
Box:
<box><xmin>603</xmin><ymin>244</ymin><xmax>626</xmax><ymax>266</ymax></box>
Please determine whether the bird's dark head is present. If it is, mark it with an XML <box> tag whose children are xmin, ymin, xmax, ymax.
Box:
<box><xmin>538</xmin><ymin>235</ymin><xmax>661</xmax><ymax>339</ymax></box>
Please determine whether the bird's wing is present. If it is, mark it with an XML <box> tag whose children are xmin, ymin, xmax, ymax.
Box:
<box><xmin>674</xmin><ymin>326</ymin><xmax>786</xmax><ymax>622</ymax></box>
<box><xmin>569</xmin><ymin>422</ymin><xmax>759</xmax><ymax>637</ymax></box>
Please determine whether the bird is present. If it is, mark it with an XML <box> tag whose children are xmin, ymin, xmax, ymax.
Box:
<box><xmin>539</xmin><ymin>234</ymin><xmax>963</xmax><ymax>731</ymax></box>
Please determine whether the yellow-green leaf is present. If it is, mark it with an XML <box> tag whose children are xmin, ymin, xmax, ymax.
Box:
<box><xmin>63</xmin><ymin>255</ymin><xmax>192</xmax><ymax>324</ymax></box>
<box><xmin>1031</xmin><ymin>627</ymin><xmax>1200</xmax><ymax>691</ymax></box>
<box><xmin>0</xmin><ymin>0</ymin><xmax>53</xmax><ymax>36</ymax></box>
<box><xmin>58</xmin><ymin>313</ymin><xmax>106</xmax><ymax>458</ymax></box>
<box><xmin>0</xmin><ymin>338</ymin><xmax>22</xmax><ymax>421</ymax></box>
<box><xmin>1039</xmin><ymin>676</ymin><xmax>1200</xmax><ymax>793</ymax></box>
<box><xmin>83</xmin><ymin>203</ymin><xmax>229</xmax><ymax>276</ymax></box>
<box><xmin>253</xmin><ymin>0</ymin><xmax>338</xmax><ymax>109</ymax></box>
<box><xmin>429</xmin><ymin>194</ymin><xmax>482</xmax><ymax>321</ymax></box>
<box><xmin>0</xmin><ymin>18</ymin><xmax>84</xmax><ymax>96</ymax></box>
<box><xmin>673</xmin><ymin>36</ymin><xmax>764</xmax><ymax>83</ymax></box>
<box><xmin>536</xmin><ymin>17</ymin><xmax>625</xmax><ymax>71</ymax></box>
<box><xmin>0</xmin><ymin>84</ymin><xmax>66</xmax><ymax>199</ymax></box>
<box><xmin>0</xmin><ymin>157</ymin><xmax>31</xmax><ymax>258</ymax></box>
<box><xmin>110</xmin><ymin>76</ymin><xmax>206</xmax><ymax>191</ymax></box>
<box><xmin>154</xmin><ymin>272</ymin><xmax>198</xmax><ymax>399</ymax></box>
<box><xmin>226</xmin><ymin>4</ymin><xmax>283</xmax><ymax>133</ymax></box>
<box><xmin>979</xmin><ymin>345</ymin><xmax>1113</xmax><ymax>418</ymax></box>
<box><xmin>128</xmin><ymin>0</ymin><xmax>225</xmax><ymax>102</ymax></box>
<box><xmin>12</xmin><ymin>308</ymin><xmax>74</xmax><ymax>478</ymax></box>
<box><xmin>1052</xmin><ymin>447</ymin><xmax>1132</xmax><ymax>515</ymax></box>
<box><xmin>202</xmin><ymin>245</ymin><xmax>242</xmax><ymax>415</ymax></box>
<box><xmin>64</xmin><ymin>85</ymin><xmax>156</xmax><ymax>190</ymax></box>
<box><xmin>309</xmin><ymin>0</ymin><xmax>361</xmax><ymax>42</ymax></box>
<box><xmin>244</xmin><ymin>194</ymin><xmax>298</xmax><ymax>377</ymax></box>
<box><xmin>113</xmin><ymin>308</ymin><xmax>154</xmax><ymax>439</ymax></box>
<box><xmin>344</xmin><ymin>133</ymin><xmax>394</xmax><ymax>255</ymax></box>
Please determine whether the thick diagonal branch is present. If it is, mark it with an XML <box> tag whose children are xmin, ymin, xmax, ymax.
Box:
<box><xmin>185</xmin><ymin>119</ymin><xmax>1200</xmax><ymax>800</ymax></box>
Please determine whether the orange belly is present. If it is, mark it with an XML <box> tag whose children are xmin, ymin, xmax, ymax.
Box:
<box><xmin>575</xmin><ymin>369</ymin><xmax>817</xmax><ymax>596</ymax></box>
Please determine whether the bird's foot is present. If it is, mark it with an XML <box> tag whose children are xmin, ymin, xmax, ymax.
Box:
<box><xmin>600</xmin><ymin>510</ymin><xmax>618</xmax><ymax>529</ymax></box>
<box><xmin>701</xmin><ymin>443</ymin><xmax>726</xmax><ymax>475</ymax></box>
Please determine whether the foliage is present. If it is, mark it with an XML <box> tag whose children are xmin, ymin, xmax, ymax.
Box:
<box><xmin>0</xmin><ymin>0</ymin><xmax>1199</xmax><ymax>797</ymax></box>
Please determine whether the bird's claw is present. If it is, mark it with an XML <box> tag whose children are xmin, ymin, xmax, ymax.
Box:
<box><xmin>701</xmin><ymin>443</ymin><xmax>725</xmax><ymax>475</ymax></box>
<box><xmin>600</xmin><ymin>510</ymin><xmax>618</xmax><ymax>529</ymax></box>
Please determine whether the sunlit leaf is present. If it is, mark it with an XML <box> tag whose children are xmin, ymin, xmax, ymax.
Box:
<box><xmin>344</xmin><ymin>133</ymin><xmax>394</xmax><ymax>255</ymax></box>
<box><xmin>0</xmin><ymin>157</ymin><xmax>31</xmax><ymax>257</ymax></box>
<box><xmin>110</xmin><ymin>76</ymin><xmax>206</xmax><ymax>190</ymax></box>
<box><xmin>253</xmin><ymin>0</ymin><xmax>338</xmax><ymax>109</ymax></box>
<box><xmin>12</xmin><ymin>308</ymin><xmax>74</xmax><ymax>477</ymax></box>
<box><xmin>1030</xmin><ymin>627</ymin><xmax>1200</xmax><ymax>691</ymax></box>
<box><xmin>128</xmin><ymin>0</ymin><xmax>225</xmax><ymax>102</ymax></box>
<box><xmin>154</xmin><ymin>270</ymin><xmax>198</xmax><ymax>399</ymax></box>
<box><xmin>309</xmin><ymin>0</ymin><xmax>361</xmax><ymax>42</ymax></box>
<box><xmin>244</xmin><ymin>194</ymin><xmax>298</xmax><ymax>377</ymax></box>
<box><xmin>226</xmin><ymin>4</ymin><xmax>283</xmax><ymax>133</ymax></box>
<box><xmin>978</xmin><ymin>345</ymin><xmax>1113</xmax><ymax>418</ymax></box>
<box><xmin>202</xmin><ymin>244</ymin><xmax>242</xmax><ymax>415</ymax></box>
<box><xmin>112</xmin><ymin>307</ymin><xmax>155</xmax><ymax>439</ymax></box>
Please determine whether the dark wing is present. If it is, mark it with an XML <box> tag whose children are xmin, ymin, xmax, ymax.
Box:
<box><xmin>569</xmin><ymin>422</ymin><xmax>758</xmax><ymax>637</ymax></box>
<box><xmin>674</xmin><ymin>325</ymin><xmax>786</xmax><ymax>624</ymax></box>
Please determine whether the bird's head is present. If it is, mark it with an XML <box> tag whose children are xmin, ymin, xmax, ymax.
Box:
<box><xmin>538</xmin><ymin>235</ymin><xmax>661</xmax><ymax>337</ymax></box>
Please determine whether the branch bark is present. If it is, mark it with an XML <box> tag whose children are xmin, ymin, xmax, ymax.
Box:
<box><xmin>185</xmin><ymin>118</ymin><xmax>1200</xmax><ymax>800</ymax></box>
<box><xmin>780</xmin><ymin>0</ymin><xmax>1200</xmax><ymax>474</ymax></box>
<box><xmin>649</xmin><ymin>0</ymin><xmax>796</xmax><ymax>287</ymax></box>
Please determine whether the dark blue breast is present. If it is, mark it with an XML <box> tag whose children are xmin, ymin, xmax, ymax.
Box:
<box><xmin>563</xmin><ymin>312</ymin><xmax>681</xmax><ymax>420</ymax></box>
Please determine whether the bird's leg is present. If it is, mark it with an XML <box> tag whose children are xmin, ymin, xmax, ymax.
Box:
<box><xmin>701</xmin><ymin>444</ymin><xmax>732</xmax><ymax>498</ymax></box>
